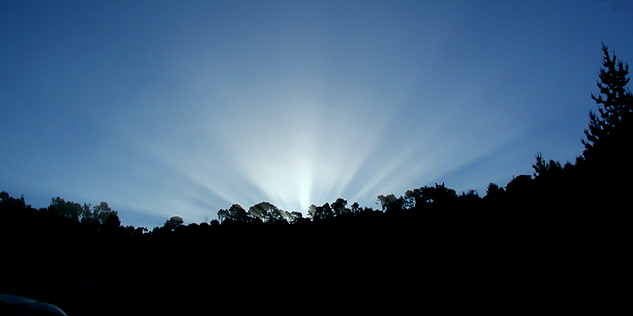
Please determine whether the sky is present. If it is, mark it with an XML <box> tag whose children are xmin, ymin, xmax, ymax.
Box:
<box><xmin>1</xmin><ymin>0</ymin><xmax>632</xmax><ymax>228</ymax></box>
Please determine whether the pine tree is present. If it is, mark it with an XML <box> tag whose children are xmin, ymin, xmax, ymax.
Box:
<box><xmin>582</xmin><ymin>44</ymin><xmax>633</xmax><ymax>161</ymax></box>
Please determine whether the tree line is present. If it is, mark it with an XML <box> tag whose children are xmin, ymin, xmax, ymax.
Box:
<box><xmin>2</xmin><ymin>44</ymin><xmax>631</xmax><ymax>242</ymax></box>
<box><xmin>1</xmin><ymin>44</ymin><xmax>630</xmax><ymax>315</ymax></box>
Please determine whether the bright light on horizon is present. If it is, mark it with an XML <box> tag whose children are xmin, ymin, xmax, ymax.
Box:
<box><xmin>105</xmin><ymin>62</ymin><xmax>530</xmax><ymax>222</ymax></box>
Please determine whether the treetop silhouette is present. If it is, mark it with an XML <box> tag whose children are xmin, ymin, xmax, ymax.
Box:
<box><xmin>583</xmin><ymin>43</ymin><xmax>632</xmax><ymax>163</ymax></box>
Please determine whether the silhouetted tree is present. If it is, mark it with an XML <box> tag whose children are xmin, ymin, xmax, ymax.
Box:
<box><xmin>122</xmin><ymin>225</ymin><xmax>148</xmax><ymax>235</ymax></box>
<box><xmin>218</xmin><ymin>203</ymin><xmax>253</xmax><ymax>223</ymax></box>
<box><xmin>310</xmin><ymin>203</ymin><xmax>334</xmax><ymax>221</ymax></box>
<box><xmin>289</xmin><ymin>211</ymin><xmax>303</xmax><ymax>222</ymax></box>
<box><xmin>102</xmin><ymin>212</ymin><xmax>122</xmax><ymax>232</ymax></box>
<box><xmin>401</xmin><ymin>189</ymin><xmax>423</xmax><ymax>210</ymax></box>
<box><xmin>583</xmin><ymin>44</ymin><xmax>632</xmax><ymax>159</ymax></box>
<box><xmin>1</xmin><ymin>191</ymin><xmax>28</xmax><ymax>212</ymax></box>
<box><xmin>576</xmin><ymin>44</ymin><xmax>633</xmax><ymax>207</ymax></box>
<box><xmin>81</xmin><ymin>201</ymin><xmax>119</xmax><ymax>228</ymax></box>
<box><xmin>152</xmin><ymin>215</ymin><xmax>184</xmax><ymax>236</ymax></box>
<box><xmin>0</xmin><ymin>191</ymin><xmax>36</xmax><ymax>233</ymax></box>
<box><xmin>0</xmin><ymin>191</ymin><xmax>33</xmax><ymax>218</ymax></box>
<box><xmin>217</xmin><ymin>209</ymin><xmax>229</xmax><ymax>222</ymax></box>
<box><xmin>421</xmin><ymin>183</ymin><xmax>457</xmax><ymax>204</ymax></box>
<box><xmin>49</xmin><ymin>197</ymin><xmax>83</xmax><ymax>223</ymax></box>
<box><xmin>248</xmin><ymin>202</ymin><xmax>290</xmax><ymax>224</ymax></box>
<box><xmin>331</xmin><ymin>198</ymin><xmax>349</xmax><ymax>216</ymax></box>
<box><xmin>165</xmin><ymin>216</ymin><xmax>184</xmax><ymax>230</ymax></box>
<box><xmin>484</xmin><ymin>183</ymin><xmax>505</xmax><ymax>200</ymax></box>
<box><xmin>377</xmin><ymin>194</ymin><xmax>399</xmax><ymax>212</ymax></box>
<box><xmin>459</xmin><ymin>189</ymin><xmax>480</xmax><ymax>200</ymax></box>
<box><xmin>350</xmin><ymin>202</ymin><xmax>362</xmax><ymax>214</ymax></box>
<box><xmin>532</xmin><ymin>153</ymin><xmax>562</xmax><ymax>178</ymax></box>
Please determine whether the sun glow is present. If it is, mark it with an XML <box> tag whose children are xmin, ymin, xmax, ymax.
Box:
<box><xmin>104</xmin><ymin>54</ymin><xmax>530</xmax><ymax>224</ymax></box>
<box><xmin>203</xmin><ymin>93</ymin><xmax>395</xmax><ymax>213</ymax></box>
<box><xmin>93</xmin><ymin>18</ymin><xmax>545</xmax><ymax>225</ymax></box>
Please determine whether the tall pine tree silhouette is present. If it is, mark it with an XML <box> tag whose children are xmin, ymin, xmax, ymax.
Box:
<box><xmin>582</xmin><ymin>44</ymin><xmax>632</xmax><ymax>163</ymax></box>
<box><xmin>580</xmin><ymin>44</ymin><xmax>632</xmax><ymax>208</ymax></box>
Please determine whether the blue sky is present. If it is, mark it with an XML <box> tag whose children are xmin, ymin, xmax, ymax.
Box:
<box><xmin>1</xmin><ymin>1</ymin><xmax>632</xmax><ymax>228</ymax></box>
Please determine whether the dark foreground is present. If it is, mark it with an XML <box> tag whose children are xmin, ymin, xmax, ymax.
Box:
<box><xmin>2</xmin><ymin>210</ymin><xmax>624</xmax><ymax>315</ymax></box>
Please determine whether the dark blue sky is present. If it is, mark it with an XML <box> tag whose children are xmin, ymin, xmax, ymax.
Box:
<box><xmin>2</xmin><ymin>1</ymin><xmax>632</xmax><ymax>228</ymax></box>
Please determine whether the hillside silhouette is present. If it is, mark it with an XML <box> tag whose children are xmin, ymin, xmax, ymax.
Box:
<box><xmin>1</xmin><ymin>44</ymin><xmax>630</xmax><ymax>314</ymax></box>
